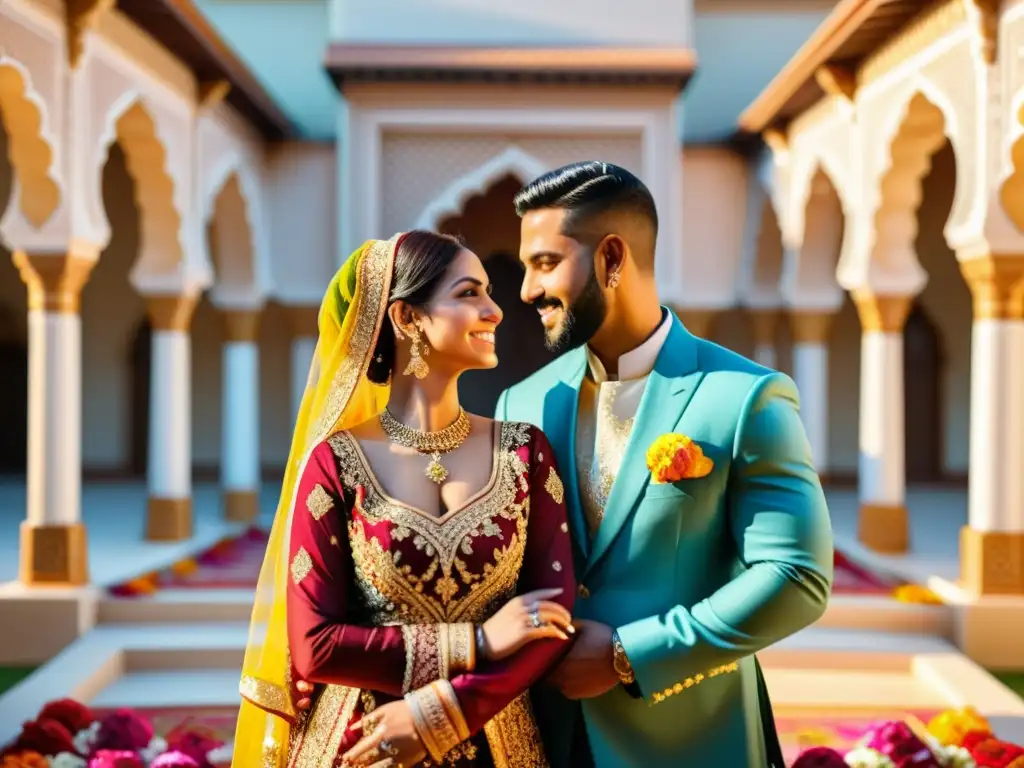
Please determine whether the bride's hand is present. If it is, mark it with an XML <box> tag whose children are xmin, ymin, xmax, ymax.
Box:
<box><xmin>481</xmin><ymin>588</ymin><xmax>574</xmax><ymax>661</ymax></box>
<box><xmin>343</xmin><ymin>700</ymin><xmax>426</xmax><ymax>768</ymax></box>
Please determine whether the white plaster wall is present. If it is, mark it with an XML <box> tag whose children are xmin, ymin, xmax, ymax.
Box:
<box><xmin>681</xmin><ymin>147</ymin><xmax>748</xmax><ymax>307</ymax></box>
<box><xmin>330</xmin><ymin>0</ymin><xmax>694</xmax><ymax>47</ymax></box>
<box><xmin>266</xmin><ymin>143</ymin><xmax>337</xmax><ymax>303</ymax></box>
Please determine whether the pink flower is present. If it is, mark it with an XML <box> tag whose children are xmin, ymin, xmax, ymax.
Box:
<box><xmin>792</xmin><ymin>746</ymin><xmax>848</xmax><ymax>767</ymax></box>
<box><xmin>149</xmin><ymin>752</ymin><xmax>199</xmax><ymax>768</ymax></box>
<box><xmin>91</xmin><ymin>711</ymin><xmax>153</xmax><ymax>754</ymax></box>
<box><xmin>87</xmin><ymin>751</ymin><xmax>143</xmax><ymax>768</ymax></box>
<box><xmin>862</xmin><ymin>721</ymin><xmax>942</xmax><ymax>767</ymax></box>
<box><xmin>165</xmin><ymin>731</ymin><xmax>223</xmax><ymax>768</ymax></box>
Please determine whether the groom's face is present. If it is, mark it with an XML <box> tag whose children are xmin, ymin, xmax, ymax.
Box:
<box><xmin>519</xmin><ymin>209</ymin><xmax>607</xmax><ymax>353</ymax></box>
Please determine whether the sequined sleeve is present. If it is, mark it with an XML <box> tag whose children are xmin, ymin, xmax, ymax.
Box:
<box><xmin>286</xmin><ymin>442</ymin><xmax>476</xmax><ymax>697</ymax></box>
<box><xmin>407</xmin><ymin>427</ymin><xmax>577</xmax><ymax>756</ymax></box>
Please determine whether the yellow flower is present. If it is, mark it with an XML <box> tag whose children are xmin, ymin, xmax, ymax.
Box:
<box><xmin>646</xmin><ymin>433</ymin><xmax>713</xmax><ymax>484</ymax></box>
<box><xmin>893</xmin><ymin>584</ymin><xmax>944</xmax><ymax>605</ymax></box>
<box><xmin>926</xmin><ymin>707</ymin><xmax>992</xmax><ymax>747</ymax></box>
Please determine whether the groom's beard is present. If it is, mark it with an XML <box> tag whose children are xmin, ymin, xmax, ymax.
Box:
<box><xmin>541</xmin><ymin>268</ymin><xmax>607</xmax><ymax>353</ymax></box>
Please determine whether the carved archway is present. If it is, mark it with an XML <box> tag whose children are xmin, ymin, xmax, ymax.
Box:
<box><xmin>207</xmin><ymin>172</ymin><xmax>257</xmax><ymax>300</ymax></box>
<box><xmin>0</xmin><ymin>59</ymin><xmax>60</xmax><ymax>228</ymax></box>
<box><xmin>415</xmin><ymin>147</ymin><xmax>546</xmax><ymax>230</ymax></box>
<box><xmin>440</xmin><ymin>174</ymin><xmax>557</xmax><ymax>416</ymax></box>
<box><xmin>783</xmin><ymin>167</ymin><xmax>845</xmax><ymax>302</ymax></box>
<box><xmin>999</xmin><ymin>101</ymin><xmax>1024</xmax><ymax>232</ymax></box>
<box><xmin>869</xmin><ymin>92</ymin><xmax>958</xmax><ymax>286</ymax></box>
<box><xmin>98</xmin><ymin>99</ymin><xmax>183</xmax><ymax>278</ymax></box>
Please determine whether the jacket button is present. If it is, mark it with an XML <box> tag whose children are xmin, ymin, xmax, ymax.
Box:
<box><xmin>577</xmin><ymin>585</ymin><xmax>590</xmax><ymax>599</ymax></box>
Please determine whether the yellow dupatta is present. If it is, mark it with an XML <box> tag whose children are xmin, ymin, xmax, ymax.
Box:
<box><xmin>232</xmin><ymin>236</ymin><xmax>400</xmax><ymax>767</ymax></box>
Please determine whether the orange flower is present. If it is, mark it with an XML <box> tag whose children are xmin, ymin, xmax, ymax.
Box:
<box><xmin>893</xmin><ymin>584</ymin><xmax>944</xmax><ymax>605</ymax></box>
<box><xmin>646</xmin><ymin>434</ymin><xmax>713</xmax><ymax>484</ymax></box>
<box><xmin>927</xmin><ymin>707</ymin><xmax>992</xmax><ymax>747</ymax></box>
<box><xmin>170</xmin><ymin>558</ymin><xmax>198</xmax><ymax>577</ymax></box>
<box><xmin>1</xmin><ymin>751</ymin><xmax>49</xmax><ymax>768</ymax></box>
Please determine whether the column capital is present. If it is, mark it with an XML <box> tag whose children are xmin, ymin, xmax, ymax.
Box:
<box><xmin>789</xmin><ymin>310</ymin><xmax>834</xmax><ymax>344</ymax></box>
<box><xmin>283</xmin><ymin>304</ymin><xmax>320</xmax><ymax>338</ymax></box>
<box><xmin>851</xmin><ymin>290</ymin><xmax>912</xmax><ymax>332</ymax></box>
<box><xmin>222</xmin><ymin>308</ymin><xmax>261</xmax><ymax>343</ymax></box>
<box><xmin>12</xmin><ymin>251</ymin><xmax>96</xmax><ymax>313</ymax></box>
<box><xmin>146</xmin><ymin>294</ymin><xmax>199</xmax><ymax>332</ymax></box>
<box><xmin>959</xmin><ymin>253</ymin><xmax>1024</xmax><ymax>320</ymax></box>
<box><xmin>673</xmin><ymin>308</ymin><xmax>717</xmax><ymax>339</ymax></box>
<box><xmin>747</xmin><ymin>309</ymin><xmax>780</xmax><ymax>346</ymax></box>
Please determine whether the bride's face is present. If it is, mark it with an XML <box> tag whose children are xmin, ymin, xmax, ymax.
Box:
<box><xmin>418</xmin><ymin>248</ymin><xmax>503</xmax><ymax>373</ymax></box>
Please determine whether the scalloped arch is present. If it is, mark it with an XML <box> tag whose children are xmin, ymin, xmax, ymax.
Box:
<box><xmin>98</xmin><ymin>97</ymin><xmax>183</xmax><ymax>274</ymax></box>
<box><xmin>207</xmin><ymin>170</ymin><xmax>258</xmax><ymax>294</ymax></box>
<box><xmin>414</xmin><ymin>147</ymin><xmax>546</xmax><ymax>230</ymax></box>
<box><xmin>869</xmin><ymin>91</ymin><xmax>957</xmax><ymax>274</ymax></box>
<box><xmin>0</xmin><ymin>58</ymin><xmax>61</xmax><ymax>227</ymax></box>
<box><xmin>784</xmin><ymin>165</ymin><xmax>845</xmax><ymax>298</ymax></box>
<box><xmin>999</xmin><ymin>100</ymin><xmax>1024</xmax><ymax>233</ymax></box>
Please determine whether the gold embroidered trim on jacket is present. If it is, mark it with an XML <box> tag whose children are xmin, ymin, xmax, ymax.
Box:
<box><xmin>650</xmin><ymin>661</ymin><xmax>740</xmax><ymax>704</ymax></box>
<box><xmin>287</xmin><ymin>685</ymin><xmax>360</xmax><ymax>767</ymax></box>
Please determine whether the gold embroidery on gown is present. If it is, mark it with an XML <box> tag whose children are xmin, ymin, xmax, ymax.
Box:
<box><xmin>290</xmin><ymin>421</ymin><xmax>546</xmax><ymax>767</ymax></box>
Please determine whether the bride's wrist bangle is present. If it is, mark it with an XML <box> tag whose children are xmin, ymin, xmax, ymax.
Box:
<box><xmin>475</xmin><ymin>624</ymin><xmax>488</xmax><ymax>661</ymax></box>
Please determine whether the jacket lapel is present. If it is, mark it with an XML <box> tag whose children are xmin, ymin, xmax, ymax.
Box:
<box><xmin>540</xmin><ymin>346</ymin><xmax>589</xmax><ymax>565</ymax></box>
<box><xmin>584</xmin><ymin>317</ymin><xmax>703</xmax><ymax>575</ymax></box>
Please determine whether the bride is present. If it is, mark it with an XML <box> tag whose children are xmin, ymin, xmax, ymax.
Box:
<box><xmin>232</xmin><ymin>231</ymin><xmax>577</xmax><ymax>768</ymax></box>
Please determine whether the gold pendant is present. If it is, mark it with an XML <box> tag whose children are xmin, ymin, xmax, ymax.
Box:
<box><xmin>425</xmin><ymin>453</ymin><xmax>449</xmax><ymax>484</ymax></box>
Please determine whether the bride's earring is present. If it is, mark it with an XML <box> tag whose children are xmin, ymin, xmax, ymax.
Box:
<box><xmin>403</xmin><ymin>326</ymin><xmax>430</xmax><ymax>379</ymax></box>
<box><xmin>607</xmin><ymin>269</ymin><xmax>621</xmax><ymax>289</ymax></box>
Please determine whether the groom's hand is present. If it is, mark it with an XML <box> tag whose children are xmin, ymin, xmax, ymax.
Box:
<box><xmin>547</xmin><ymin>619</ymin><xmax>619</xmax><ymax>700</ymax></box>
<box><xmin>295</xmin><ymin>680</ymin><xmax>314</xmax><ymax>711</ymax></box>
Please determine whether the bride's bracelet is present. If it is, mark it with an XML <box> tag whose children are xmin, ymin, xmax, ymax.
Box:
<box><xmin>475</xmin><ymin>624</ymin><xmax>488</xmax><ymax>662</ymax></box>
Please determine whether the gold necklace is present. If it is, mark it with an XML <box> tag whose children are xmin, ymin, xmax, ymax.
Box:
<box><xmin>379</xmin><ymin>408</ymin><xmax>471</xmax><ymax>484</ymax></box>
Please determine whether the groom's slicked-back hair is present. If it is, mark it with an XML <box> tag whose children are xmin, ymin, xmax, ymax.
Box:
<box><xmin>514</xmin><ymin>161</ymin><xmax>658</xmax><ymax>268</ymax></box>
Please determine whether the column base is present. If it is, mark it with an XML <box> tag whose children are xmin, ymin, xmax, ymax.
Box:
<box><xmin>18</xmin><ymin>522</ymin><xmax>89</xmax><ymax>586</ymax></box>
<box><xmin>146</xmin><ymin>497</ymin><xmax>193</xmax><ymax>541</ymax></box>
<box><xmin>224</xmin><ymin>490</ymin><xmax>260</xmax><ymax>523</ymax></box>
<box><xmin>960</xmin><ymin>527</ymin><xmax>1024</xmax><ymax>596</ymax></box>
<box><xmin>857</xmin><ymin>503</ymin><xmax>909</xmax><ymax>554</ymax></box>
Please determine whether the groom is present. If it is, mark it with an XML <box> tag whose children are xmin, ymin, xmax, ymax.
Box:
<box><xmin>495</xmin><ymin>161</ymin><xmax>834</xmax><ymax>767</ymax></box>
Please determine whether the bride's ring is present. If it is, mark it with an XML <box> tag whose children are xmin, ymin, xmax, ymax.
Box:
<box><xmin>529</xmin><ymin>608</ymin><xmax>543</xmax><ymax>628</ymax></box>
<box><xmin>379</xmin><ymin>739</ymin><xmax>399</xmax><ymax>757</ymax></box>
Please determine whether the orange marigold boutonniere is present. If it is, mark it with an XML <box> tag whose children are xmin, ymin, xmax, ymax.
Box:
<box><xmin>646</xmin><ymin>433</ymin><xmax>713</xmax><ymax>484</ymax></box>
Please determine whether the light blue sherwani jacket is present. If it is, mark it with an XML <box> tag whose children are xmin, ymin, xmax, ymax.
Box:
<box><xmin>495</xmin><ymin>312</ymin><xmax>834</xmax><ymax>768</ymax></box>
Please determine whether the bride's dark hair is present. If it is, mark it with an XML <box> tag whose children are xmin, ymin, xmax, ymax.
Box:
<box><xmin>366</xmin><ymin>230</ymin><xmax>465</xmax><ymax>385</ymax></box>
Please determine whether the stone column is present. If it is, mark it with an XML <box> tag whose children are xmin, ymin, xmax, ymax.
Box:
<box><xmin>790</xmin><ymin>311</ymin><xmax>833</xmax><ymax>475</ymax></box>
<box><xmin>749</xmin><ymin>309</ymin><xmax>779</xmax><ymax>369</ymax></box>
<box><xmin>12</xmin><ymin>251</ymin><xmax>95</xmax><ymax>585</ymax></box>
<box><xmin>959</xmin><ymin>254</ymin><xmax>1024</xmax><ymax>595</ymax></box>
<box><xmin>852</xmin><ymin>291</ymin><xmax>913</xmax><ymax>554</ymax></box>
<box><xmin>285</xmin><ymin>305</ymin><xmax>320</xmax><ymax>422</ymax></box>
<box><xmin>221</xmin><ymin>309</ymin><xmax>261</xmax><ymax>523</ymax></box>
<box><xmin>144</xmin><ymin>295</ymin><xmax>198</xmax><ymax>541</ymax></box>
<box><xmin>676</xmin><ymin>309</ymin><xmax>717</xmax><ymax>340</ymax></box>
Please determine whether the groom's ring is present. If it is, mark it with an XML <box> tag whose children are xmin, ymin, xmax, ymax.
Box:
<box><xmin>529</xmin><ymin>608</ymin><xmax>543</xmax><ymax>628</ymax></box>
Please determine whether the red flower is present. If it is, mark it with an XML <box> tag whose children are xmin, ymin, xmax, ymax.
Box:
<box><xmin>792</xmin><ymin>747</ymin><xmax>847</xmax><ymax>768</ymax></box>
<box><xmin>37</xmin><ymin>699</ymin><xmax>96</xmax><ymax>735</ymax></box>
<box><xmin>91</xmin><ymin>710</ymin><xmax>153</xmax><ymax>754</ymax></box>
<box><xmin>165</xmin><ymin>728</ymin><xmax>224</xmax><ymax>768</ymax></box>
<box><xmin>10</xmin><ymin>719</ymin><xmax>77</xmax><ymax>756</ymax></box>
<box><xmin>969</xmin><ymin>737</ymin><xmax>1024</xmax><ymax>768</ymax></box>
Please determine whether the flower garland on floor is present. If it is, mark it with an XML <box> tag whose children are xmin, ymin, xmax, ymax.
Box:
<box><xmin>792</xmin><ymin>707</ymin><xmax>1024</xmax><ymax>768</ymax></box>
<box><xmin>0</xmin><ymin>699</ymin><xmax>231</xmax><ymax>768</ymax></box>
